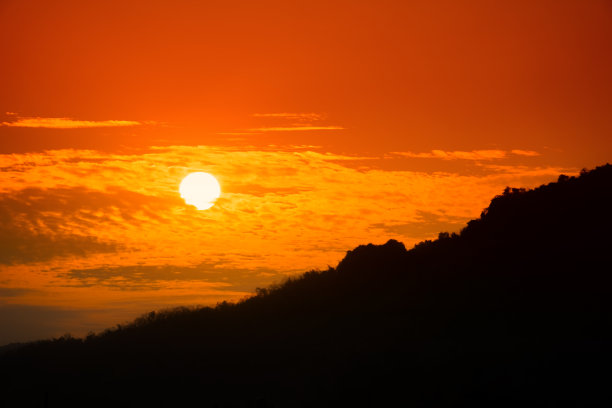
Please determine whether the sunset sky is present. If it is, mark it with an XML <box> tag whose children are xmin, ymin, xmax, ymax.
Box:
<box><xmin>1</xmin><ymin>0</ymin><xmax>611</xmax><ymax>344</ymax></box>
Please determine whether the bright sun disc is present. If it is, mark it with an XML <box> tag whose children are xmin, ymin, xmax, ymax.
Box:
<box><xmin>179</xmin><ymin>172</ymin><xmax>221</xmax><ymax>210</ymax></box>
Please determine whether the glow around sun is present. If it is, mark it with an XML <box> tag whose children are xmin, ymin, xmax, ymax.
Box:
<box><xmin>179</xmin><ymin>172</ymin><xmax>221</xmax><ymax>210</ymax></box>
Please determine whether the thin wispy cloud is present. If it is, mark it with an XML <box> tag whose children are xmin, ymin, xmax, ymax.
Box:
<box><xmin>248</xmin><ymin>112</ymin><xmax>342</xmax><ymax>132</ymax></box>
<box><xmin>250</xmin><ymin>126</ymin><xmax>344</xmax><ymax>132</ymax></box>
<box><xmin>1</xmin><ymin>116</ymin><xmax>143</xmax><ymax>129</ymax></box>
<box><xmin>252</xmin><ymin>113</ymin><xmax>325</xmax><ymax>121</ymax></box>
<box><xmin>394</xmin><ymin>149</ymin><xmax>541</xmax><ymax>161</ymax></box>
<box><xmin>220</xmin><ymin>113</ymin><xmax>341</xmax><ymax>134</ymax></box>
<box><xmin>217</xmin><ymin>132</ymin><xmax>262</xmax><ymax>136</ymax></box>
<box><xmin>511</xmin><ymin>149</ymin><xmax>541</xmax><ymax>157</ymax></box>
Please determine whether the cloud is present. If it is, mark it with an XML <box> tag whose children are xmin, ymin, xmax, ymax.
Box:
<box><xmin>64</xmin><ymin>262</ymin><xmax>283</xmax><ymax>292</ymax></box>
<box><xmin>511</xmin><ymin>149</ymin><xmax>541</xmax><ymax>157</ymax></box>
<box><xmin>0</xmin><ymin>288</ymin><xmax>36</xmax><ymax>298</ymax></box>
<box><xmin>0</xmin><ymin>232</ymin><xmax>117</xmax><ymax>266</ymax></box>
<box><xmin>252</xmin><ymin>113</ymin><xmax>325</xmax><ymax>121</ymax></box>
<box><xmin>250</xmin><ymin>126</ymin><xmax>344</xmax><ymax>132</ymax></box>
<box><xmin>395</xmin><ymin>149</ymin><xmax>507</xmax><ymax>160</ymax></box>
<box><xmin>370</xmin><ymin>210</ymin><xmax>469</xmax><ymax>239</ymax></box>
<box><xmin>0</xmin><ymin>146</ymin><xmax>574</xmax><ymax>343</ymax></box>
<box><xmin>0</xmin><ymin>147</ymin><xmax>567</xmax><ymax>270</ymax></box>
<box><xmin>216</xmin><ymin>132</ymin><xmax>261</xmax><ymax>136</ymax></box>
<box><xmin>393</xmin><ymin>149</ymin><xmax>541</xmax><ymax>161</ymax></box>
<box><xmin>0</xmin><ymin>186</ymin><xmax>178</xmax><ymax>264</ymax></box>
<box><xmin>1</xmin><ymin>116</ymin><xmax>143</xmax><ymax>128</ymax></box>
<box><xmin>232</xmin><ymin>112</ymin><xmax>341</xmax><ymax>133</ymax></box>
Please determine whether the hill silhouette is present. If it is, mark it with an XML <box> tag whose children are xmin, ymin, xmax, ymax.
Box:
<box><xmin>1</xmin><ymin>164</ymin><xmax>612</xmax><ymax>407</ymax></box>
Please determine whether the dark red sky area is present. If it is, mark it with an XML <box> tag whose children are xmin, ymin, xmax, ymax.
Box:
<box><xmin>1</xmin><ymin>0</ymin><xmax>611</xmax><ymax>168</ymax></box>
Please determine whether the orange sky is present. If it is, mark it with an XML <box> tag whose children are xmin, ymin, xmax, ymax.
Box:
<box><xmin>1</xmin><ymin>0</ymin><xmax>611</xmax><ymax>344</ymax></box>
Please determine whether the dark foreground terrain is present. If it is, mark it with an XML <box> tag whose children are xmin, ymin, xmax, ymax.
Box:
<box><xmin>1</xmin><ymin>164</ymin><xmax>612</xmax><ymax>407</ymax></box>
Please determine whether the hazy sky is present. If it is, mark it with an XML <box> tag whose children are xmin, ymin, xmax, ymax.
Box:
<box><xmin>1</xmin><ymin>0</ymin><xmax>611</xmax><ymax>344</ymax></box>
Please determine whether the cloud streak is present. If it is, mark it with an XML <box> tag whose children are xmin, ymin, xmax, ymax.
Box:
<box><xmin>511</xmin><ymin>149</ymin><xmax>541</xmax><ymax>157</ymax></box>
<box><xmin>252</xmin><ymin>113</ymin><xmax>326</xmax><ymax>121</ymax></box>
<box><xmin>1</xmin><ymin>116</ymin><xmax>143</xmax><ymax>128</ymax></box>
<box><xmin>250</xmin><ymin>126</ymin><xmax>344</xmax><ymax>132</ymax></box>
<box><xmin>64</xmin><ymin>262</ymin><xmax>282</xmax><ymax>292</ymax></box>
<box><xmin>394</xmin><ymin>149</ymin><xmax>540</xmax><ymax>161</ymax></box>
<box><xmin>0</xmin><ymin>186</ymin><xmax>163</xmax><ymax>264</ymax></box>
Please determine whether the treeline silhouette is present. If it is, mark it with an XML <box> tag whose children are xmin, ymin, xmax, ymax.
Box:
<box><xmin>1</xmin><ymin>164</ymin><xmax>612</xmax><ymax>407</ymax></box>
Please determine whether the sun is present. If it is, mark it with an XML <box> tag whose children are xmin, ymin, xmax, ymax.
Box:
<box><xmin>179</xmin><ymin>172</ymin><xmax>221</xmax><ymax>210</ymax></box>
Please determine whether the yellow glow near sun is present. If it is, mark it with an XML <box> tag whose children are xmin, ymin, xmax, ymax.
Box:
<box><xmin>179</xmin><ymin>172</ymin><xmax>221</xmax><ymax>210</ymax></box>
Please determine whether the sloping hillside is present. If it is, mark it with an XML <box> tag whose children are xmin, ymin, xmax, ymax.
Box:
<box><xmin>2</xmin><ymin>164</ymin><xmax>611</xmax><ymax>407</ymax></box>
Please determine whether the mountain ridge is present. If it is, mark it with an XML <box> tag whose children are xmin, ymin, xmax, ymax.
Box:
<box><xmin>1</xmin><ymin>163</ymin><xmax>611</xmax><ymax>407</ymax></box>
